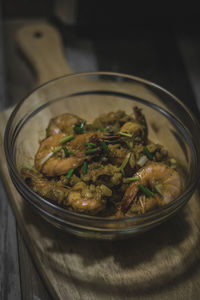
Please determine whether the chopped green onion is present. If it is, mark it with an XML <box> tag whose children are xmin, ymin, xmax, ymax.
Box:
<box><xmin>100</xmin><ymin>141</ymin><xmax>110</xmax><ymax>153</ymax></box>
<box><xmin>119</xmin><ymin>131</ymin><xmax>132</xmax><ymax>138</ymax></box>
<box><xmin>41</xmin><ymin>151</ymin><xmax>54</xmax><ymax>165</ymax></box>
<box><xmin>139</xmin><ymin>184</ymin><xmax>155</xmax><ymax>197</ymax></box>
<box><xmin>123</xmin><ymin>176</ymin><xmax>140</xmax><ymax>183</ymax></box>
<box><xmin>85</xmin><ymin>142</ymin><xmax>97</xmax><ymax>148</ymax></box>
<box><xmin>155</xmin><ymin>184</ymin><xmax>163</xmax><ymax>196</ymax></box>
<box><xmin>120</xmin><ymin>152</ymin><xmax>131</xmax><ymax>175</ymax></box>
<box><xmin>85</xmin><ymin>148</ymin><xmax>98</xmax><ymax>155</ymax></box>
<box><xmin>63</xmin><ymin>146</ymin><xmax>70</xmax><ymax>157</ymax></box>
<box><xmin>59</xmin><ymin>134</ymin><xmax>74</xmax><ymax>144</ymax></box>
<box><xmin>137</xmin><ymin>155</ymin><xmax>148</xmax><ymax>167</ymax></box>
<box><xmin>144</xmin><ymin>146</ymin><xmax>152</xmax><ymax>160</ymax></box>
<box><xmin>54</xmin><ymin>146</ymin><xmax>62</xmax><ymax>153</ymax></box>
<box><xmin>97</xmin><ymin>126</ymin><xmax>104</xmax><ymax>132</ymax></box>
<box><xmin>66</xmin><ymin>168</ymin><xmax>74</xmax><ymax>179</ymax></box>
<box><xmin>73</xmin><ymin>122</ymin><xmax>85</xmax><ymax>134</ymax></box>
<box><xmin>82</xmin><ymin>161</ymin><xmax>88</xmax><ymax>174</ymax></box>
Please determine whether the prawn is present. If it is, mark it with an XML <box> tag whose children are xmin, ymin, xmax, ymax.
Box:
<box><xmin>92</xmin><ymin>110</ymin><xmax>135</xmax><ymax>131</ymax></box>
<box><xmin>121</xmin><ymin>161</ymin><xmax>182</xmax><ymax>213</ymax></box>
<box><xmin>65</xmin><ymin>182</ymin><xmax>112</xmax><ymax>215</ymax></box>
<box><xmin>35</xmin><ymin>133</ymin><xmax>89</xmax><ymax>177</ymax></box>
<box><xmin>119</xmin><ymin>106</ymin><xmax>148</xmax><ymax>143</ymax></box>
<box><xmin>21</xmin><ymin>169</ymin><xmax>107</xmax><ymax>215</ymax></box>
<box><xmin>46</xmin><ymin>113</ymin><xmax>84</xmax><ymax>136</ymax></box>
<box><xmin>35</xmin><ymin>131</ymin><xmax>115</xmax><ymax>177</ymax></box>
<box><xmin>21</xmin><ymin>168</ymin><xmax>69</xmax><ymax>203</ymax></box>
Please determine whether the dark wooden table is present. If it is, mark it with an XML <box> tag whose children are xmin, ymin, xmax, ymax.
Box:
<box><xmin>1</xmin><ymin>14</ymin><xmax>200</xmax><ymax>300</ymax></box>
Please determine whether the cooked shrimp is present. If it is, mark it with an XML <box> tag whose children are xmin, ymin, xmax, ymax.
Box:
<box><xmin>121</xmin><ymin>162</ymin><xmax>182</xmax><ymax>213</ymax></box>
<box><xmin>35</xmin><ymin>133</ymin><xmax>87</xmax><ymax>177</ymax></box>
<box><xmin>21</xmin><ymin>168</ymin><xmax>69</xmax><ymax>203</ymax></box>
<box><xmin>66</xmin><ymin>182</ymin><xmax>111</xmax><ymax>215</ymax></box>
<box><xmin>120</xmin><ymin>121</ymin><xmax>145</xmax><ymax>137</ymax></box>
<box><xmin>35</xmin><ymin>131</ymin><xmax>114</xmax><ymax>177</ymax></box>
<box><xmin>21</xmin><ymin>106</ymin><xmax>184</xmax><ymax>218</ymax></box>
<box><xmin>92</xmin><ymin>110</ymin><xmax>135</xmax><ymax>132</ymax></box>
<box><xmin>46</xmin><ymin>113</ymin><xmax>84</xmax><ymax>136</ymax></box>
<box><xmin>119</xmin><ymin>106</ymin><xmax>148</xmax><ymax>143</ymax></box>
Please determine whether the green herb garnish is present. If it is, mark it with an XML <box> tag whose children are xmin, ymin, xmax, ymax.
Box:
<box><xmin>144</xmin><ymin>146</ymin><xmax>152</xmax><ymax>160</ymax></box>
<box><xmin>85</xmin><ymin>142</ymin><xmax>97</xmax><ymax>148</ymax></box>
<box><xmin>138</xmin><ymin>184</ymin><xmax>155</xmax><ymax>197</ymax></box>
<box><xmin>119</xmin><ymin>131</ymin><xmax>132</xmax><ymax>138</ymax></box>
<box><xmin>63</xmin><ymin>146</ymin><xmax>70</xmax><ymax>157</ymax></box>
<box><xmin>82</xmin><ymin>161</ymin><xmax>88</xmax><ymax>174</ymax></box>
<box><xmin>66</xmin><ymin>168</ymin><xmax>74</xmax><ymax>179</ymax></box>
<box><xmin>100</xmin><ymin>141</ymin><xmax>110</xmax><ymax>153</ymax></box>
<box><xmin>85</xmin><ymin>148</ymin><xmax>98</xmax><ymax>155</ymax></box>
<box><xmin>74</xmin><ymin>122</ymin><xmax>85</xmax><ymax>134</ymax></box>
<box><xmin>123</xmin><ymin>176</ymin><xmax>140</xmax><ymax>183</ymax></box>
<box><xmin>59</xmin><ymin>134</ymin><xmax>74</xmax><ymax>144</ymax></box>
<box><xmin>155</xmin><ymin>184</ymin><xmax>163</xmax><ymax>196</ymax></box>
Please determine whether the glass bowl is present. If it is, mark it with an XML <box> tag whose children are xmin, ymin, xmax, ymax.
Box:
<box><xmin>4</xmin><ymin>72</ymin><xmax>200</xmax><ymax>239</ymax></box>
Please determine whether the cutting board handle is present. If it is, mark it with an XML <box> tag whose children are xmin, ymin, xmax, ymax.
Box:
<box><xmin>16</xmin><ymin>22</ymin><xmax>73</xmax><ymax>85</ymax></box>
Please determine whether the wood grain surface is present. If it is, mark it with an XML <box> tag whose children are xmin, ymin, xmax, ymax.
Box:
<box><xmin>16</xmin><ymin>23</ymin><xmax>72</xmax><ymax>84</ymax></box>
<box><xmin>1</xmin><ymin>21</ymin><xmax>200</xmax><ymax>300</ymax></box>
<box><xmin>0</xmin><ymin>8</ymin><xmax>21</xmax><ymax>300</ymax></box>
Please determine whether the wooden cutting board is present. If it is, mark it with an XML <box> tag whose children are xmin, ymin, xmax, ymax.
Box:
<box><xmin>1</xmin><ymin>22</ymin><xmax>200</xmax><ymax>300</ymax></box>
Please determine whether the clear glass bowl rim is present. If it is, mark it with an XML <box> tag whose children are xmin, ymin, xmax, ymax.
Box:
<box><xmin>4</xmin><ymin>71</ymin><xmax>200</xmax><ymax>225</ymax></box>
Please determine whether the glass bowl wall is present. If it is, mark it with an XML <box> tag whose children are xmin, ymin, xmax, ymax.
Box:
<box><xmin>4</xmin><ymin>72</ymin><xmax>200</xmax><ymax>239</ymax></box>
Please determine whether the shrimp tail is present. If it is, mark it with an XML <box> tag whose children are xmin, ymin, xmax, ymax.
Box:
<box><xmin>121</xmin><ymin>185</ymin><xmax>138</xmax><ymax>213</ymax></box>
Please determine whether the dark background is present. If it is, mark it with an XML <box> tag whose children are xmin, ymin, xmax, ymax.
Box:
<box><xmin>2</xmin><ymin>0</ymin><xmax>200</xmax><ymax>115</ymax></box>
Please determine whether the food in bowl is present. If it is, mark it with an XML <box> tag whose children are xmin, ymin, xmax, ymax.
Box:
<box><xmin>21</xmin><ymin>106</ymin><xmax>182</xmax><ymax>218</ymax></box>
<box><xmin>4</xmin><ymin>72</ymin><xmax>199</xmax><ymax>239</ymax></box>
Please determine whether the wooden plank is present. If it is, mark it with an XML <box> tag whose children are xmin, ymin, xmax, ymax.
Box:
<box><xmin>17</xmin><ymin>232</ymin><xmax>52</xmax><ymax>300</ymax></box>
<box><xmin>0</xmin><ymin>7</ymin><xmax>21</xmax><ymax>300</ymax></box>
<box><xmin>0</xmin><ymin>11</ymin><xmax>6</xmax><ymax>110</ymax></box>
<box><xmin>0</xmin><ymin>181</ymin><xmax>21</xmax><ymax>300</ymax></box>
